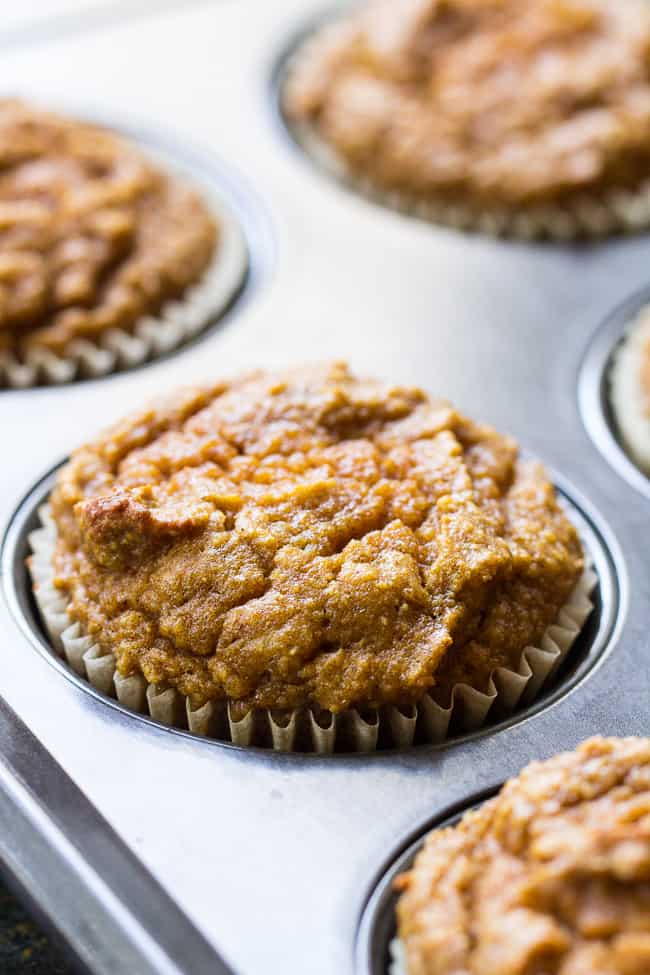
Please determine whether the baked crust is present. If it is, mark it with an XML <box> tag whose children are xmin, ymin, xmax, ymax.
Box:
<box><xmin>50</xmin><ymin>363</ymin><xmax>583</xmax><ymax>712</ymax></box>
<box><xmin>285</xmin><ymin>0</ymin><xmax>650</xmax><ymax>215</ymax></box>
<box><xmin>396</xmin><ymin>737</ymin><xmax>650</xmax><ymax>975</ymax></box>
<box><xmin>0</xmin><ymin>100</ymin><xmax>217</xmax><ymax>355</ymax></box>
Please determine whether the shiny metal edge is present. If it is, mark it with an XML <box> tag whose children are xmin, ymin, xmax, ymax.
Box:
<box><xmin>354</xmin><ymin>793</ymin><xmax>496</xmax><ymax>975</ymax></box>
<box><xmin>579</xmin><ymin>284</ymin><xmax>650</xmax><ymax>501</ymax></box>
<box><xmin>0</xmin><ymin>696</ymin><xmax>235</xmax><ymax>975</ymax></box>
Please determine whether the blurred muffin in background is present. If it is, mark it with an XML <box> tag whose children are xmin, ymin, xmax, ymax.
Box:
<box><xmin>0</xmin><ymin>100</ymin><xmax>246</xmax><ymax>387</ymax></box>
<box><xmin>285</xmin><ymin>0</ymin><xmax>650</xmax><ymax>239</ymax></box>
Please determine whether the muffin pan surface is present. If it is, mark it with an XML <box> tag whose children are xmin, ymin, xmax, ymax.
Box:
<box><xmin>0</xmin><ymin>2</ymin><xmax>648</xmax><ymax>974</ymax></box>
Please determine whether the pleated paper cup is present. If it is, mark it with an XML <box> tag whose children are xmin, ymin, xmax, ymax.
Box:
<box><xmin>0</xmin><ymin>191</ymin><xmax>247</xmax><ymax>390</ymax></box>
<box><xmin>609</xmin><ymin>304</ymin><xmax>650</xmax><ymax>475</ymax></box>
<box><xmin>389</xmin><ymin>938</ymin><xmax>406</xmax><ymax>975</ymax></box>
<box><xmin>283</xmin><ymin>32</ymin><xmax>650</xmax><ymax>242</ymax></box>
<box><xmin>28</xmin><ymin>504</ymin><xmax>595</xmax><ymax>754</ymax></box>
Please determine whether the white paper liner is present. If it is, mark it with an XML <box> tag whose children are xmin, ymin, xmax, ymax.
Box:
<box><xmin>283</xmin><ymin>33</ymin><xmax>650</xmax><ymax>241</ymax></box>
<box><xmin>27</xmin><ymin>504</ymin><xmax>595</xmax><ymax>754</ymax></box>
<box><xmin>609</xmin><ymin>305</ymin><xmax>650</xmax><ymax>474</ymax></box>
<box><xmin>389</xmin><ymin>937</ymin><xmax>406</xmax><ymax>975</ymax></box>
<box><xmin>0</xmin><ymin>190</ymin><xmax>247</xmax><ymax>390</ymax></box>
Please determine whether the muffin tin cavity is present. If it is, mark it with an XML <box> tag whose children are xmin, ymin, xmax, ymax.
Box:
<box><xmin>355</xmin><ymin>801</ymin><xmax>484</xmax><ymax>975</ymax></box>
<box><xmin>0</xmin><ymin>119</ymin><xmax>260</xmax><ymax>390</ymax></box>
<box><xmin>580</xmin><ymin>286</ymin><xmax>650</xmax><ymax>499</ymax></box>
<box><xmin>357</xmin><ymin>739</ymin><xmax>650</xmax><ymax>974</ymax></box>
<box><xmin>3</xmin><ymin>467</ymin><xmax>621</xmax><ymax>756</ymax></box>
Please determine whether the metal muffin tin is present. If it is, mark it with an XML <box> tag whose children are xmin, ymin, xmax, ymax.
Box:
<box><xmin>0</xmin><ymin>2</ymin><xmax>648</xmax><ymax>973</ymax></box>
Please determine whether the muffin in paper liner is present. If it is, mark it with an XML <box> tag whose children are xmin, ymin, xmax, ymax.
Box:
<box><xmin>27</xmin><ymin>503</ymin><xmax>596</xmax><ymax>754</ymax></box>
<box><xmin>0</xmin><ymin>193</ymin><xmax>247</xmax><ymax>390</ymax></box>
<box><xmin>0</xmin><ymin>99</ymin><xmax>248</xmax><ymax>389</ymax></box>
<box><xmin>609</xmin><ymin>304</ymin><xmax>650</xmax><ymax>475</ymax></box>
<box><xmin>282</xmin><ymin>14</ymin><xmax>650</xmax><ymax>242</ymax></box>
<box><xmin>389</xmin><ymin>737</ymin><xmax>650</xmax><ymax>974</ymax></box>
<box><xmin>287</xmin><ymin>112</ymin><xmax>650</xmax><ymax>242</ymax></box>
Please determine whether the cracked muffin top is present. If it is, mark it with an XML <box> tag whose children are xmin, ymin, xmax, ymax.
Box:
<box><xmin>396</xmin><ymin>737</ymin><xmax>650</xmax><ymax>975</ymax></box>
<box><xmin>0</xmin><ymin>100</ymin><xmax>216</xmax><ymax>356</ymax></box>
<box><xmin>50</xmin><ymin>363</ymin><xmax>583</xmax><ymax>713</ymax></box>
<box><xmin>285</xmin><ymin>0</ymin><xmax>650</xmax><ymax>212</ymax></box>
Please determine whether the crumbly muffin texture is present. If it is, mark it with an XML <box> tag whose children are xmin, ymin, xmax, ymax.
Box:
<box><xmin>0</xmin><ymin>100</ymin><xmax>217</xmax><ymax>355</ymax></box>
<box><xmin>285</xmin><ymin>0</ymin><xmax>650</xmax><ymax>213</ymax></box>
<box><xmin>50</xmin><ymin>363</ymin><xmax>583</xmax><ymax>713</ymax></box>
<box><xmin>396</xmin><ymin>737</ymin><xmax>650</xmax><ymax>975</ymax></box>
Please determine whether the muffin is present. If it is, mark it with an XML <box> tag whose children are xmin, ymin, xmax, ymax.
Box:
<box><xmin>28</xmin><ymin>363</ymin><xmax>593</xmax><ymax>751</ymax></box>
<box><xmin>0</xmin><ymin>100</ymin><xmax>246</xmax><ymax>387</ymax></box>
<box><xmin>610</xmin><ymin>305</ymin><xmax>650</xmax><ymax>475</ymax></box>
<box><xmin>395</xmin><ymin>736</ymin><xmax>650</xmax><ymax>974</ymax></box>
<box><xmin>284</xmin><ymin>0</ymin><xmax>650</xmax><ymax>239</ymax></box>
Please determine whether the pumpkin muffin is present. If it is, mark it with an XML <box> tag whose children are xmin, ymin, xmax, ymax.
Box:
<box><xmin>30</xmin><ymin>363</ymin><xmax>591</xmax><ymax>750</ymax></box>
<box><xmin>610</xmin><ymin>304</ymin><xmax>650</xmax><ymax>475</ymax></box>
<box><xmin>0</xmin><ymin>100</ymin><xmax>244</xmax><ymax>386</ymax></box>
<box><xmin>395</xmin><ymin>736</ymin><xmax>650</xmax><ymax>975</ymax></box>
<box><xmin>284</xmin><ymin>0</ymin><xmax>650</xmax><ymax>238</ymax></box>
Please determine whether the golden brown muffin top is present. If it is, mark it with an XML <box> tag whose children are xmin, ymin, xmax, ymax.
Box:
<box><xmin>50</xmin><ymin>363</ymin><xmax>582</xmax><ymax>713</ymax></box>
<box><xmin>396</xmin><ymin>737</ymin><xmax>650</xmax><ymax>975</ymax></box>
<box><xmin>0</xmin><ymin>100</ymin><xmax>216</xmax><ymax>355</ymax></box>
<box><xmin>285</xmin><ymin>0</ymin><xmax>650</xmax><ymax>211</ymax></box>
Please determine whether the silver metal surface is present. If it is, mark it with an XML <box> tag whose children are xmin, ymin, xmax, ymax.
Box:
<box><xmin>0</xmin><ymin>3</ymin><xmax>648</xmax><ymax>973</ymax></box>
<box><xmin>0</xmin><ymin>697</ymin><xmax>234</xmax><ymax>975</ymax></box>
<box><xmin>0</xmin><ymin>0</ymin><xmax>214</xmax><ymax>52</ymax></box>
